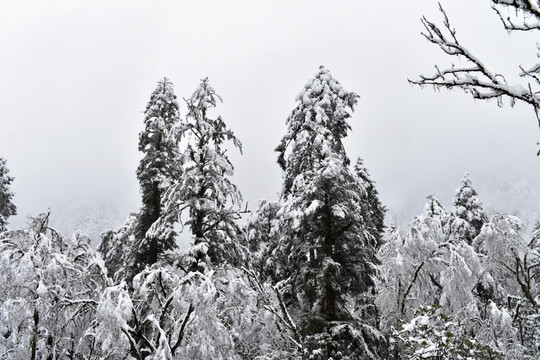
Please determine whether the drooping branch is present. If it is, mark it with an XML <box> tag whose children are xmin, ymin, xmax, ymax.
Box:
<box><xmin>242</xmin><ymin>267</ymin><xmax>305</xmax><ymax>352</ymax></box>
<box><xmin>410</xmin><ymin>3</ymin><xmax>540</xmax><ymax>143</ymax></box>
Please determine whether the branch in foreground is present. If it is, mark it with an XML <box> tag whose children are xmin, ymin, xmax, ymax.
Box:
<box><xmin>409</xmin><ymin>3</ymin><xmax>540</xmax><ymax>146</ymax></box>
<box><xmin>491</xmin><ymin>0</ymin><xmax>540</xmax><ymax>31</ymax></box>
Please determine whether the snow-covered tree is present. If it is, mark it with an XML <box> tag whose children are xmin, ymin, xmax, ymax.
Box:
<box><xmin>0</xmin><ymin>212</ymin><xmax>109</xmax><ymax>359</ymax></box>
<box><xmin>411</xmin><ymin>2</ymin><xmax>540</xmax><ymax>148</ymax></box>
<box><xmin>377</xmin><ymin>199</ymin><xmax>449</xmax><ymax>334</ymax></box>
<box><xmin>133</xmin><ymin>77</ymin><xmax>181</xmax><ymax>275</ymax></box>
<box><xmin>378</xmin><ymin>189</ymin><xmax>540</xmax><ymax>357</ymax></box>
<box><xmin>396</xmin><ymin>304</ymin><xmax>504</xmax><ymax>359</ymax></box>
<box><xmin>158</xmin><ymin>78</ymin><xmax>243</xmax><ymax>272</ymax></box>
<box><xmin>98</xmin><ymin>213</ymin><xmax>138</xmax><ymax>282</ymax></box>
<box><xmin>474</xmin><ymin>213</ymin><xmax>540</xmax><ymax>356</ymax></box>
<box><xmin>354</xmin><ymin>157</ymin><xmax>386</xmax><ymax>245</ymax></box>
<box><xmin>377</xmin><ymin>195</ymin><xmax>490</xmax><ymax>357</ymax></box>
<box><xmin>244</xmin><ymin>200</ymin><xmax>283</xmax><ymax>279</ymax></box>
<box><xmin>0</xmin><ymin>157</ymin><xmax>16</xmax><ymax>232</ymax></box>
<box><xmin>420</xmin><ymin>194</ymin><xmax>449</xmax><ymax>222</ymax></box>
<box><xmin>93</xmin><ymin>262</ymin><xmax>292</xmax><ymax>360</ymax></box>
<box><xmin>274</xmin><ymin>66</ymin><xmax>385</xmax><ymax>358</ymax></box>
<box><xmin>445</xmin><ymin>173</ymin><xmax>487</xmax><ymax>244</ymax></box>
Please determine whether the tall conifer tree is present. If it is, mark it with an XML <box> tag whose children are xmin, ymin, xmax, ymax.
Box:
<box><xmin>160</xmin><ymin>78</ymin><xmax>243</xmax><ymax>271</ymax></box>
<box><xmin>445</xmin><ymin>173</ymin><xmax>487</xmax><ymax>244</ymax></box>
<box><xmin>274</xmin><ymin>67</ymin><xmax>384</xmax><ymax>358</ymax></box>
<box><xmin>132</xmin><ymin>78</ymin><xmax>180</xmax><ymax>274</ymax></box>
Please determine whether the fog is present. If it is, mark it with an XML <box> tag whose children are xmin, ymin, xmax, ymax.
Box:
<box><xmin>1</xmin><ymin>0</ymin><xmax>539</xmax><ymax>238</ymax></box>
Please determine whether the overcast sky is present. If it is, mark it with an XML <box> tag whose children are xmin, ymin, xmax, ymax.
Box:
<box><xmin>2</xmin><ymin>0</ymin><xmax>540</xmax><ymax>234</ymax></box>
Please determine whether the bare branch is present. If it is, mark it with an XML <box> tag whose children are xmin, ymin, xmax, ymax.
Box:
<box><xmin>411</xmin><ymin>3</ymin><xmax>540</xmax><ymax>140</ymax></box>
<box><xmin>492</xmin><ymin>0</ymin><xmax>540</xmax><ymax>31</ymax></box>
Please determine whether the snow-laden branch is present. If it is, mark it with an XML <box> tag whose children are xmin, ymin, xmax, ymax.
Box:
<box><xmin>492</xmin><ymin>0</ymin><xmax>540</xmax><ymax>31</ymax></box>
<box><xmin>242</xmin><ymin>266</ymin><xmax>305</xmax><ymax>353</ymax></box>
<box><xmin>410</xmin><ymin>3</ymin><xmax>540</xmax><ymax>148</ymax></box>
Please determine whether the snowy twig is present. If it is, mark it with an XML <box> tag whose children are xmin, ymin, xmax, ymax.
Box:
<box><xmin>410</xmin><ymin>2</ymin><xmax>540</xmax><ymax>140</ymax></box>
<box><xmin>492</xmin><ymin>0</ymin><xmax>540</xmax><ymax>31</ymax></box>
<box><xmin>242</xmin><ymin>266</ymin><xmax>305</xmax><ymax>353</ymax></box>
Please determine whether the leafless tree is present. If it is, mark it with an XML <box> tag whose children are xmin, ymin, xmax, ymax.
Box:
<box><xmin>410</xmin><ymin>1</ymin><xmax>540</xmax><ymax>154</ymax></box>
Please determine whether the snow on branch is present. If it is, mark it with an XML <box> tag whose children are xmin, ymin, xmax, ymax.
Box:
<box><xmin>491</xmin><ymin>0</ymin><xmax>540</xmax><ymax>31</ymax></box>
<box><xmin>410</xmin><ymin>3</ymin><xmax>540</xmax><ymax>143</ymax></box>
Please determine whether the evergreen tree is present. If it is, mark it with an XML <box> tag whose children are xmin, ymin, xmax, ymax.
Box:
<box><xmin>245</xmin><ymin>200</ymin><xmax>283</xmax><ymax>279</ymax></box>
<box><xmin>132</xmin><ymin>78</ymin><xmax>181</xmax><ymax>275</ymax></box>
<box><xmin>354</xmin><ymin>157</ymin><xmax>386</xmax><ymax>245</ymax></box>
<box><xmin>274</xmin><ymin>66</ymin><xmax>385</xmax><ymax>358</ymax></box>
<box><xmin>98</xmin><ymin>213</ymin><xmax>137</xmax><ymax>282</ymax></box>
<box><xmin>409</xmin><ymin>194</ymin><xmax>449</xmax><ymax>232</ymax></box>
<box><xmin>446</xmin><ymin>173</ymin><xmax>488</xmax><ymax>244</ymax></box>
<box><xmin>0</xmin><ymin>157</ymin><xmax>16</xmax><ymax>232</ymax></box>
<box><xmin>159</xmin><ymin>78</ymin><xmax>243</xmax><ymax>271</ymax></box>
<box><xmin>422</xmin><ymin>194</ymin><xmax>448</xmax><ymax>220</ymax></box>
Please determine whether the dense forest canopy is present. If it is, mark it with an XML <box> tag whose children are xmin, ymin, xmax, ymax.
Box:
<box><xmin>2</xmin><ymin>1</ymin><xmax>540</xmax><ymax>358</ymax></box>
<box><xmin>1</xmin><ymin>66</ymin><xmax>539</xmax><ymax>359</ymax></box>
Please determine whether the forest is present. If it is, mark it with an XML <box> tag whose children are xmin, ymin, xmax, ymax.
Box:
<box><xmin>2</xmin><ymin>1</ymin><xmax>540</xmax><ymax>359</ymax></box>
<box><xmin>0</xmin><ymin>65</ymin><xmax>539</xmax><ymax>359</ymax></box>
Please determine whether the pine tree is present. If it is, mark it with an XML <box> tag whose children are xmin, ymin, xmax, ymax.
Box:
<box><xmin>274</xmin><ymin>66</ymin><xmax>385</xmax><ymax>358</ymax></box>
<box><xmin>160</xmin><ymin>78</ymin><xmax>243</xmax><ymax>271</ymax></box>
<box><xmin>446</xmin><ymin>173</ymin><xmax>487</xmax><ymax>244</ymax></box>
<box><xmin>132</xmin><ymin>78</ymin><xmax>181</xmax><ymax>275</ymax></box>
<box><xmin>0</xmin><ymin>157</ymin><xmax>17</xmax><ymax>232</ymax></box>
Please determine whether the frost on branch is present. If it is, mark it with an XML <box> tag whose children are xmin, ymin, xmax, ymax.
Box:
<box><xmin>159</xmin><ymin>78</ymin><xmax>244</xmax><ymax>271</ymax></box>
<box><xmin>0</xmin><ymin>212</ymin><xmax>109</xmax><ymax>359</ymax></box>
<box><xmin>411</xmin><ymin>2</ymin><xmax>540</xmax><ymax>144</ymax></box>
<box><xmin>491</xmin><ymin>0</ymin><xmax>540</xmax><ymax>31</ymax></box>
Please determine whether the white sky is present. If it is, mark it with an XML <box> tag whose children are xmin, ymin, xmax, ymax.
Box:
<box><xmin>1</xmin><ymin>0</ymin><xmax>539</xmax><ymax>233</ymax></box>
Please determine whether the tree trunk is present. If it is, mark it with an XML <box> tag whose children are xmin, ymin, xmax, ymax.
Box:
<box><xmin>30</xmin><ymin>307</ymin><xmax>38</xmax><ymax>360</ymax></box>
